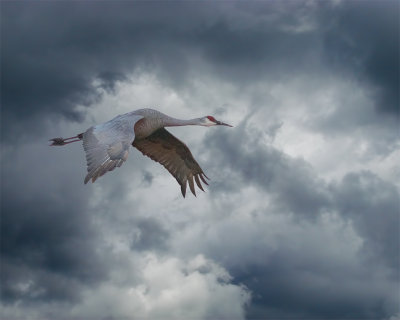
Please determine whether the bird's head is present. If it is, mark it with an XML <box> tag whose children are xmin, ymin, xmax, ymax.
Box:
<box><xmin>201</xmin><ymin>116</ymin><xmax>233</xmax><ymax>127</ymax></box>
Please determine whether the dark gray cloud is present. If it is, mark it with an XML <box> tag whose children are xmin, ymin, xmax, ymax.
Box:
<box><xmin>332</xmin><ymin>171</ymin><xmax>400</xmax><ymax>272</ymax></box>
<box><xmin>233</xmin><ymin>251</ymin><xmax>396</xmax><ymax>320</ymax></box>
<box><xmin>141</xmin><ymin>171</ymin><xmax>154</xmax><ymax>187</ymax></box>
<box><xmin>322</xmin><ymin>1</ymin><xmax>399</xmax><ymax>115</ymax></box>
<box><xmin>131</xmin><ymin>218</ymin><xmax>170</xmax><ymax>252</ymax></box>
<box><xmin>1</xmin><ymin>148</ymin><xmax>107</xmax><ymax>304</ymax></box>
<box><xmin>2</xmin><ymin>1</ymin><xmax>397</xmax><ymax>141</ymax></box>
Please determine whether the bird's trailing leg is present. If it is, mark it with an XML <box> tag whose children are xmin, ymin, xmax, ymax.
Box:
<box><xmin>49</xmin><ymin>133</ymin><xmax>83</xmax><ymax>146</ymax></box>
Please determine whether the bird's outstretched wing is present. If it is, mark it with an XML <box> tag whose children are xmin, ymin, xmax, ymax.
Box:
<box><xmin>83</xmin><ymin>113</ymin><xmax>144</xmax><ymax>184</ymax></box>
<box><xmin>133</xmin><ymin>128</ymin><xmax>209</xmax><ymax>197</ymax></box>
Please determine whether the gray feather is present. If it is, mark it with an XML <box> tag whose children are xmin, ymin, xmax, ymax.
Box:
<box><xmin>82</xmin><ymin>113</ymin><xmax>144</xmax><ymax>184</ymax></box>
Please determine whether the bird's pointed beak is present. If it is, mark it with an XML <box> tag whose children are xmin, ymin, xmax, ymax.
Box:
<box><xmin>216</xmin><ymin>120</ymin><xmax>233</xmax><ymax>127</ymax></box>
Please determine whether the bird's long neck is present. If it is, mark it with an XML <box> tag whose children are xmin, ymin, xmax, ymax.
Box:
<box><xmin>162</xmin><ymin>117</ymin><xmax>202</xmax><ymax>127</ymax></box>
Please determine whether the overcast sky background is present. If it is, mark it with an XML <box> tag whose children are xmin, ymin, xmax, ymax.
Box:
<box><xmin>1</xmin><ymin>1</ymin><xmax>399</xmax><ymax>319</ymax></box>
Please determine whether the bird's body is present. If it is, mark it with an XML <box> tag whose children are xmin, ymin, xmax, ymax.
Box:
<box><xmin>50</xmin><ymin>108</ymin><xmax>232</xmax><ymax>197</ymax></box>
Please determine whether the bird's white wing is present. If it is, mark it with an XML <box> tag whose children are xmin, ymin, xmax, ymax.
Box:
<box><xmin>82</xmin><ymin>113</ymin><xmax>144</xmax><ymax>184</ymax></box>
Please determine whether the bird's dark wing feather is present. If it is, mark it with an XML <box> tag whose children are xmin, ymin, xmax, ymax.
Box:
<box><xmin>132</xmin><ymin>128</ymin><xmax>209</xmax><ymax>197</ymax></box>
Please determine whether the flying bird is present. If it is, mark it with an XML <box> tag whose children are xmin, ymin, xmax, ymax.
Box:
<box><xmin>50</xmin><ymin>108</ymin><xmax>232</xmax><ymax>197</ymax></box>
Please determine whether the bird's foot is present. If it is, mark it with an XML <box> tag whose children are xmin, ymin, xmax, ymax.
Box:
<box><xmin>49</xmin><ymin>138</ymin><xmax>67</xmax><ymax>146</ymax></box>
<box><xmin>49</xmin><ymin>135</ymin><xmax>82</xmax><ymax>146</ymax></box>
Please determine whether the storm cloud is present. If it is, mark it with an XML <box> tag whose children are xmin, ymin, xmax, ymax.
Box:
<box><xmin>1</xmin><ymin>1</ymin><xmax>399</xmax><ymax>320</ymax></box>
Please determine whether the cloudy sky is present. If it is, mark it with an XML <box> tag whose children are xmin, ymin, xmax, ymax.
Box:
<box><xmin>1</xmin><ymin>1</ymin><xmax>399</xmax><ymax>319</ymax></box>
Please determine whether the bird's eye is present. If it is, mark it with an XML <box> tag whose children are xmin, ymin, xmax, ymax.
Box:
<box><xmin>207</xmin><ymin>116</ymin><xmax>216</xmax><ymax>122</ymax></box>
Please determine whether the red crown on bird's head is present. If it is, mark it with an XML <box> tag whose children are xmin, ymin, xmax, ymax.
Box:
<box><xmin>206</xmin><ymin>116</ymin><xmax>216</xmax><ymax>122</ymax></box>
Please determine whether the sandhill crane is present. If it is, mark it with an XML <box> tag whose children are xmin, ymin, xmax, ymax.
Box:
<box><xmin>50</xmin><ymin>108</ymin><xmax>232</xmax><ymax>197</ymax></box>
